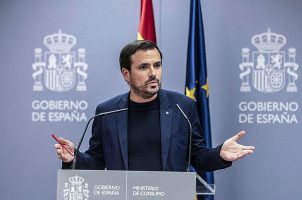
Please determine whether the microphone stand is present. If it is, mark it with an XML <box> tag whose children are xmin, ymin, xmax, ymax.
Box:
<box><xmin>71</xmin><ymin>108</ymin><xmax>128</xmax><ymax>169</ymax></box>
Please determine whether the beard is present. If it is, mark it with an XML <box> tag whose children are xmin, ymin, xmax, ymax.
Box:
<box><xmin>129</xmin><ymin>75</ymin><xmax>161</xmax><ymax>99</ymax></box>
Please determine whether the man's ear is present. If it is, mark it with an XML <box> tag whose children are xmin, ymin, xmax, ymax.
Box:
<box><xmin>121</xmin><ymin>68</ymin><xmax>130</xmax><ymax>82</ymax></box>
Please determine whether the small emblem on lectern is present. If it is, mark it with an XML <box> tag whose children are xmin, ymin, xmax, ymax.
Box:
<box><xmin>63</xmin><ymin>175</ymin><xmax>89</xmax><ymax>200</ymax></box>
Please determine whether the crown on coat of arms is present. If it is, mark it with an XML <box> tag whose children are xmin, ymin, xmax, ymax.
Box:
<box><xmin>251</xmin><ymin>28</ymin><xmax>286</xmax><ymax>52</ymax></box>
<box><xmin>69</xmin><ymin>175</ymin><xmax>84</xmax><ymax>185</ymax></box>
<box><xmin>43</xmin><ymin>29</ymin><xmax>77</xmax><ymax>53</ymax></box>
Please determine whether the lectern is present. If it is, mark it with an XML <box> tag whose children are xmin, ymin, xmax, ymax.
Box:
<box><xmin>57</xmin><ymin>170</ymin><xmax>215</xmax><ymax>200</ymax></box>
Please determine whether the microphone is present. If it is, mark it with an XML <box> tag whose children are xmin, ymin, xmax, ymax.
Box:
<box><xmin>176</xmin><ymin>104</ymin><xmax>215</xmax><ymax>193</ymax></box>
<box><xmin>176</xmin><ymin>104</ymin><xmax>192</xmax><ymax>172</ymax></box>
<box><xmin>71</xmin><ymin>107</ymin><xmax>128</xmax><ymax>169</ymax></box>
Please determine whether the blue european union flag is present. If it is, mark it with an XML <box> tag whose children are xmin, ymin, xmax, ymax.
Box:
<box><xmin>185</xmin><ymin>0</ymin><xmax>214</xmax><ymax>199</ymax></box>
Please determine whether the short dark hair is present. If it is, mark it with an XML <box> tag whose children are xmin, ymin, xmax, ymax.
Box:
<box><xmin>119</xmin><ymin>40</ymin><xmax>162</xmax><ymax>71</ymax></box>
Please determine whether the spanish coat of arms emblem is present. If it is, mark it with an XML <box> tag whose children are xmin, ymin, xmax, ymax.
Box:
<box><xmin>63</xmin><ymin>175</ymin><xmax>89</xmax><ymax>200</ymax></box>
<box><xmin>239</xmin><ymin>28</ymin><xmax>298</xmax><ymax>93</ymax></box>
<box><xmin>32</xmin><ymin>29</ymin><xmax>88</xmax><ymax>92</ymax></box>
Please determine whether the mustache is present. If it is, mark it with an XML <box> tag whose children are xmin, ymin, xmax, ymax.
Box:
<box><xmin>146</xmin><ymin>75</ymin><xmax>160</xmax><ymax>84</ymax></box>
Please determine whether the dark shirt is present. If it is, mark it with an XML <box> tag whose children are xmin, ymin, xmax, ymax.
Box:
<box><xmin>128</xmin><ymin>95</ymin><xmax>162</xmax><ymax>171</ymax></box>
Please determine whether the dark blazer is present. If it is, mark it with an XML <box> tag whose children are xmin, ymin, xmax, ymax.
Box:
<box><xmin>69</xmin><ymin>89</ymin><xmax>231</xmax><ymax>172</ymax></box>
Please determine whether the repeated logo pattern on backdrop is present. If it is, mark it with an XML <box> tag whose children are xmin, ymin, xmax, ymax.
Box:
<box><xmin>238</xmin><ymin>28</ymin><xmax>299</xmax><ymax>124</ymax></box>
<box><xmin>31</xmin><ymin>30</ymin><xmax>89</xmax><ymax>122</ymax></box>
<box><xmin>239</xmin><ymin>28</ymin><xmax>298</xmax><ymax>93</ymax></box>
<box><xmin>32</xmin><ymin>29</ymin><xmax>88</xmax><ymax>92</ymax></box>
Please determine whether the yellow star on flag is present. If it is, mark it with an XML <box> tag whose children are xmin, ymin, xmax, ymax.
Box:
<box><xmin>201</xmin><ymin>79</ymin><xmax>209</xmax><ymax>97</ymax></box>
<box><xmin>186</xmin><ymin>87</ymin><xmax>196</xmax><ymax>100</ymax></box>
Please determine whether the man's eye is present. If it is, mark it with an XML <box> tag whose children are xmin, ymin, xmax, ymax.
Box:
<box><xmin>154</xmin><ymin>63</ymin><xmax>161</xmax><ymax>68</ymax></box>
<box><xmin>139</xmin><ymin>65</ymin><xmax>148</xmax><ymax>70</ymax></box>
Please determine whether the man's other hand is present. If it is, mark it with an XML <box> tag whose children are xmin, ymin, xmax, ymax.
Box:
<box><xmin>220</xmin><ymin>131</ymin><xmax>255</xmax><ymax>161</ymax></box>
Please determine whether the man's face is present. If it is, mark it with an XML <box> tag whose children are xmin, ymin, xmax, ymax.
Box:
<box><xmin>122</xmin><ymin>48</ymin><xmax>162</xmax><ymax>101</ymax></box>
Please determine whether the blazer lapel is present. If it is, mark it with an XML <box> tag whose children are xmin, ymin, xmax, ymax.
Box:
<box><xmin>159</xmin><ymin>90</ymin><xmax>172</xmax><ymax>170</ymax></box>
<box><xmin>117</xmin><ymin>94</ymin><xmax>129</xmax><ymax>169</ymax></box>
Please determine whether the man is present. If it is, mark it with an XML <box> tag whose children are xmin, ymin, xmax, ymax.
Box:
<box><xmin>55</xmin><ymin>40</ymin><xmax>254</xmax><ymax>172</ymax></box>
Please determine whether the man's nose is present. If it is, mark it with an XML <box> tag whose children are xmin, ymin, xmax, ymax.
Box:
<box><xmin>149</xmin><ymin>66</ymin><xmax>156</xmax><ymax>77</ymax></box>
